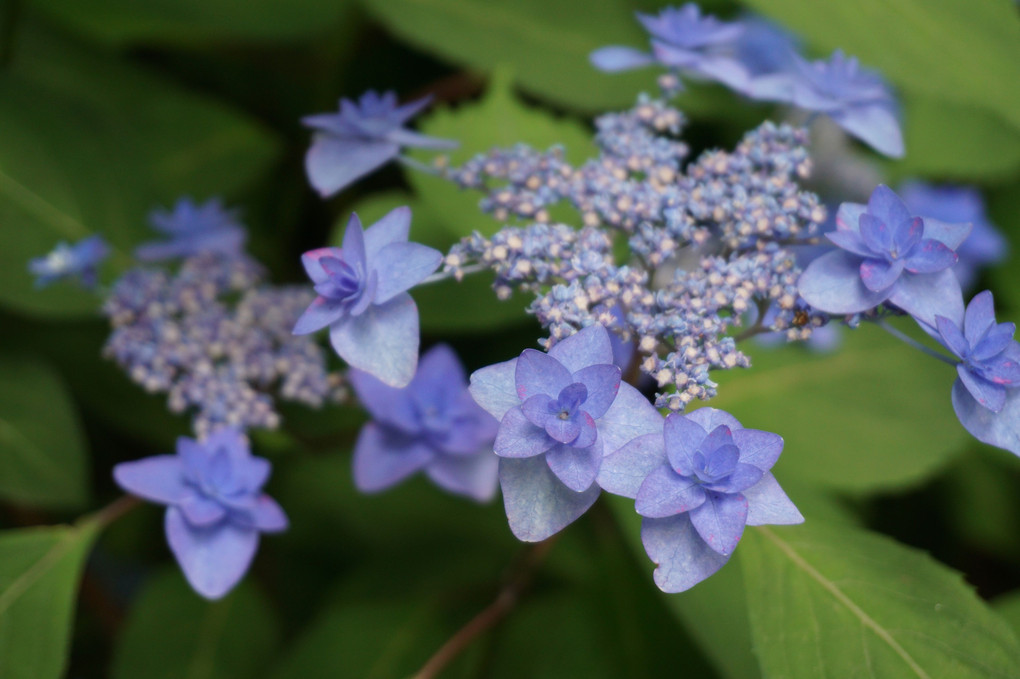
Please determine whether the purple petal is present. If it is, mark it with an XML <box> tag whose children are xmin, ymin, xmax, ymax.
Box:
<box><xmin>597</xmin><ymin>432</ymin><xmax>666</xmax><ymax>498</ymax></box>
<box><xmin>165</xmin><ymin>507</ymin><xmax>259</xmax><ymax>600</ymax></box>
<box><xmin>700</xmin><ymin>424</ymin><xmax>735</xmax><ymax>455</ymax></box>
<box><xmin>521</xmin><ymin>393</ymin><xmax>557</xmax><ymax>428</ymax></box>
<box><xmin>300</xmin><ymin>247</ymin><xmax>340</xmax><ymax>284</ymax></box>
<box><xmin>935</xmin><ymin>315</ymin><xmax>968</xmax><ymax>359</ymax></box>
<box><xmin>689</xmin><ymin>491</ymin><xmax>748</xmax><ymax>556</ymax></box>
<box><xmin>834</xmin><ymin>202</ymin><xmax>866</xmax><ymax>233</ymax></box>
<box><xmin>921</xmin><ymin>217</ymin><xmax>972</xmax><ymax>251</ymax></box>
<box><xmin>499</xmin><ymin>456</ymin><xmax>601</xmax><ymax>541</ymax></box>
<box><xmin>340</xmin><ymin>214</ymin><xmax>367</xmax><ymax>271</ymax></box>
<box><xmin>544</xmin><ymin>412</ymin><xmax>583</xmax><ymax>444</ymax></box>
<box><xmin>469</xmin><ymin>358</ymin><xmax>519</xmax><ymax>421</ymax></box>
<box><xmin>798</xmin><ymin>250</ymin><xmax>890</xmax><ymax>315</ymax></box>
<box><xmin>903</xmin><ymin>239</ymin><xmax>957</xmax><ymax>274</ymax></box>
<box><xmin>743</xmin><ymin>473</ymin><xmax>804</xmax><ymax>526</ymax></box>
<box><xmin>746</xmin><ymin>72</ymin><xmax>796</xmax><ymax>102</ymax></box>
<box><xmin>545</xmin><ymin>438</ymin><xmax>603</xmax><ymax>492</ymax></box>
<box><xmin>385</xmin><ymin>128</ymin><xmax>458</xmax><ymax>150</ymax></box>
<box><xmin>113</xmin><ymin>456</ymin><xmax>189</xmax><ymax>505</ymax></box>
<box><xmin>240</xmin><ymin>457</ymin><xmax>271</xmax><ymax>492</ymax></box>
<box><xmin>425</xmin><ymin>451</ymin><xmax>499</xmax><ymax>502</ymax></box>
<box><xmin>570</xmin><ymin>412</ymin><xmax>598</xmax><ymax>448</ymax></box>
<box><xmin>885</xmin><ymin>268</ymin><xmax>964</xmax><ymax>328</ymax></box>
<box><xmin>957</xmin><ymin>365</ymin><xmax>1007</xmax><ymax>413</ymax></box>
<box><xmin>684</xmin><ymin>407</ymin><xmax>743</xmax><ymax>433</ymax></box>
<box><xmin>179</xmin><ymin>495</ymin><xmax>227</xmax><ymax>526</ymax></box>
<box><xmin>693</xmin><ymin>55</ymin><xmax>751</xmax><ymax>92</ymax></box>
<box><xmin>858</xmin><ymin>214</ymin><xmax>893</xmax><ymax>254</ymax></box>
<box><xmin>571</xmin><ymin>364</ymin><xmax>621</xmax><ymax>419</ymax></box>
<box><xmin>305</xmin><ymin>136</ymin><xmax>399</xmax><ymax>198</ymax></box>
<box><xmin>641</xmin><ymin>515</ymin><xmax>731</xmax><ymax>593</ymax></box>
<box><xmin>894</xmin><ymin>217</ymin><xmax>924</xmax><ymax>254</ymax></box>
<box><xmin>716</xmin><ymin>464</ymin><xmax>764</xmax><ymax>493</ymax></box>
<box><xmin>515</xmin><ymin>349</ymin><xmax>572</xmax><ymax>402</ymax></box>
<box><xmin>251</xmin><ymin>495</ymin><xmax>289</xmax><ymax>532</ymax></box>
<box><xmin>964</xmin><ymin>290</ymin><xmax>996</xmax><ymax>347</ymax></box>
<box><xmin>364</xmin><ymin>206</ymin><xmax>411</xmax><ymax>260</ymax></box>
<box><xmin>833</xmin><ymin>105</ymin><xmax>904</xmax><ymax>158</ymax></box>
<box><xmin>868</xmin><ymin>185</ymin><xmax>912</xmax><ymax>228</ymax></box>
<box><xmin>371</xmin><ymin>242</ymin><xmax>442</xmax><ymax>304</ymax></box>
<box><xmin>972</xmin><ymin>323</ymin><xmax>1015</xmax><ymax>361</ymax></box>
<box><xmin>547</xmin><ymin>325</ymin><xmax>614</xmax><ymax>374</ymax></box>
<box><xmin>597</xmin><ymin>382</ymin><xmax>665</xmax><ymax>456</ymax></box>
<box><xmin>732</xmin><ymin>428</ymin><xmax>784</xmax><ymax>471</ymax></box>
<box><xmin>635</xmin><ymin>465</ymin><xmax>707</xmax><ymax>518</ymax></box>
<box><xmin>589</xmin><ymin>46</ymin><xmax>656</xmax><ymax>72</ymax></box>
<box><xmin>663</xmin><ymin>414</ymin><xmax>706</xmax><ymax>476</ymax></box>
<box><xmin>329</xmin><ymin>292</ymin><xmax>419</xmax><ymax>388</ymax></box>
<box><xmin>348</xmin><ymin>369</ymin><xmax>419</xmax><ymax>434</ymax></box>
<box><xmin>494</xmin><ymin>407</ymin><xmax>555</xmax><ymax>458</ymax></box>
<box><xmin>352</xmin><ymin>423</ymin><xmax>434</xmax><ymax>492</ymax></box>
<box><xmin>650</xmin><ymin>41</ymin><xmax>697</xmax><ymax>68</ymax></box>
<box><xmin>826</xmin><ymin>230</ymin><xmax>874</xmax><ymax>258</ymax></box>
<box><xmin>292</xmin><ymin>296</ymin><xmax>346</xmax><ymax>335</ymax></box>
<box><xmin>952</xmin><ymin>379</ymin><xmax>1020</xmax><ymax>456</ymax></box>
<box><xmin>859</xmin><ymin>257</ymin><xmax>904</xmax><ymax>293</ymax></box>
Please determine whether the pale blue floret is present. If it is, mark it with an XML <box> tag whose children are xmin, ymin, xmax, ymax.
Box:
<box><xmin>29</xmin><ymin>235</ymin><xmax>109</xmax><ymax>289</ymax></box>
<box><xmin>348</xmin><ymin>344</ymin><xmax>499</xmax><ymax>501</ymax></box>
<box><xmin>113</xmin><ymin>428</ymin><xmax>288</xmax><ymax>600</ymax></box>
<box><xmin>303</xmin><ymin>90</ymin><xmax>457</xmax><ymax>198</ymax></box>
<box><xmin>136</xmin><ymin>197</ymin><xmax>246</xmax><ymax>262</ymax></box>
<box><xmin>293</xmin><ymin>207</ymin><xmax>442</xmax><ymax>388</ymax></box>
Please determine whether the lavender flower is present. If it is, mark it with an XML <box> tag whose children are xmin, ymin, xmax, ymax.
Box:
<box><xmin>293</xmin><ymin>207</ymin><xmax>441</xmax><ymax>388</ymax></box>
<box><xmin>590</xmin><ymin>4</ymin><xmax>750</xmax><ymax>92</ymax></box>
<box><xmin>349</xmin><ymin>344</ymin><xmax>499</xmax><ymax>501</ymax></box>
<box><xmin>136</xmin><ymin>197</ymin><xmax>246</xmax><ymax>262</ymax></box>
<box><xmin>748</xmin><ymin>50</ymin><xmax>903</xmax><ymax>158</ymax></box>
<box><xmin>469</xmin><ymin>325</ymin><xmax>663</xmax><ymax>541</ymax></box>
<box><xmin>29</xmin><ymin>235</ymin><xmax>109</xmax><ymax>289</ymax></box>
<box><xmin>798</xmin><ymin>185</ymin><xmax>969</xmax><ymax>327</ymax></box>
<box><xmin>113</xmin><ymin>428</ymin><xmax>288</xmax><ymax>599</ymax></box>
<box><xmin>303</xmin><ymin>90</ymin><xmax>457</xmax><ymax>197</ymax></box>
<box><xmin>598</xmin><ymin>408</ymin><xmax>802</xmax><ymax>592</ymax></box>
<box><xmin>732</xmin><ymin>15</ymin><xmax>801</xmax><ymax>78</ymax></box>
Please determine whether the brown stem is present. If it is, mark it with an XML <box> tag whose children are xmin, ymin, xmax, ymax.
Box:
<box><xmin>91</xmin><ymin>494</ymin><xmax>141</xmax><ymax>529</ymax></box>
<box><xmin>411</xmin><ymin>537</ymin><xmax>558</xmax><ymax>679</ymax></box>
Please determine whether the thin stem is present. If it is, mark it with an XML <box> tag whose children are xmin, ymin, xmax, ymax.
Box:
<box><xmin>411</xmin><ymin>537</ymin><xmax>558</xmax><ymax>679</ymax></box>
<box><xmin>92</xmin><ymin>495</ymin><xmax>141</xmax><ymax>529</ymax></box>
<box><xmin>397</xmin><ymin>154</ymin><xmax>443</xmax><ymax>177</ymax></box>
<box><xmin>875</xmin><ymin>320</ymin><xmax>957</xmax><ymax>366</ymax></box>
<box><xmin>419</xmin><ymin>263</ymin><xmax>488</xmax><ymax>286</ymax></box>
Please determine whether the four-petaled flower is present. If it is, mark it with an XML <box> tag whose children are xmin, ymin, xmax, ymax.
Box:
<box><xmin>798</xmin><ymin>185</ymin><xmax>969</xmax><ymax>327</ymax></box>
<box><xmin>598</xmin><ymin>408</ymin><xmax>802</xmax><ymax>592</ymax></box>
<box><xmin>29</xmin><ymin>235</ymin><xmax>109</xmax><ymax>289</ymax></box>
<box><xmin>469</xmin><ymin>325</ymin><xmax>663</xmax><ymax>542</ymax></box>
<box><xmin>293</xmin><ymin>207</ymin><xmax>442</xmax><ymax>388</ymax></box>
<box><xmin>136</xmin><ymin>197</ymin><xmax>246</xmax><ymax>262</ymax></box>
<box><xmin>113</xmin><ymin>428</ymin><xmax>288</xmax><ymax>599</ymax></box>
<box><xmin>303</xmin><ymin>90</ymin><xmax>457</xmax><ymax>198</ymax></box>
<box><xmin>349</xmin><ymin>344</ymin><xmax>499</xmax><ymax>501</ymax></box>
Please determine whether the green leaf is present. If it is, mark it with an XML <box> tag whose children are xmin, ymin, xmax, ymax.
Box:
<box><xmin>111</xmin><ymin>568</ymin><xmax>280</xmax><ymax>679</ymax></box>
<box><xmin>0</xmin><ymin>353</ymin><xmax>89</xmax><ymax>508</ymax></box>
<box><xmin>742</xmin><ymin>522</ymin><xmax>1020</xmax><ymax>678</ymax></box>
<box><xmin>992</xmin><ymin>590</ymin><xmax>1020</xmax><ymax>639</ymax></box>
<box><xmin>741</xmin><ymin>0</ymin><xmax>1020</xmax><ymax>133</ymax></box>
<box><xmin>707</xmin><ymin>323</ymin><xmax>970</xmax><ymax>492</ymax></box>
<box><xmin>0</xmin><ymin>519</ymin><xmax>100</xmax><ymax>679</ymax></box>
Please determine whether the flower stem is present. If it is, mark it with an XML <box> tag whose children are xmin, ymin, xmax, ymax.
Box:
<box><xmin>92</xmin><ymin>495</ymin><xmax>141</xmax><ymax>529</ymax></box>
<box><xmin>419</xmin><ymin>263</ymin><xmax>488</xmax><ymax>286</ymax></box>
<box><xmin>397</xmin><ymin>154</ymin><xmax>443</xmax><ymax>177</ymax></box>
<box><xmin>875</xmin><ymin>320</ymin><xmax>957</xmax><ymax>366</ymax></box>
<box><xmin>411</xmin><ymin>537</ymin><xmax>558</xmax><ymax>679</ymax></box>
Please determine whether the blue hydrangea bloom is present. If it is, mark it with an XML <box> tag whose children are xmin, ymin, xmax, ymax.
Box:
<box><xmin>598</xmin><ymin>408</ymin><xmax>802</xmax><ymax>592</ymax></box>
<box><xmin>113</xmin><ymin>428</ymin><xmax>288</xmax><ymax>599</ymax></box>
<box><xmin>136</xmin><ymin>197</ymin><xmax>246</xmax><ymax>262</ymax></box>
<box><xmin>748</xmin><ymin>50</ymin><xmax>903</xmax><ymax>158</ymax></box>
<box><xmin>469</xmin><ymin>325</ymin><xmax>663</xmax><ymax>542</ymax></box>
<box><xmin>899</xmin><ymin>181</ymin><xmax>1008</xmax><ymax>290</ymax></box>
<box><xmin>590</xmin><ymin>4</ymin><xmax>750</xmax><ymax>92</ymax></box>
<box><xmin>732</xmin><ymin>14</ymin><xmax>802</xmax><ymax>78</ymax></box>
<box><xmin>303</xmin><ymin>90</ymin><xmax>457</xmax><ymax>198</ymax></box>
<box><xmin>293</xmin><ymin>207</ymin><xmax>442</xmax><ymax>388</ymax></box>
<box><xmin>798</xmin><ymin>185</ymin><xmax>969</xmax><ymax>327</ymax></box>
<box><xmin>349</xmin><ymin>344</ymin><xmax>499</xmax><ymax>501</ymax></box>
<box><xmin>29</xmin><ymin>235</ymin><xmax>109</xmax><ymax>288</ymax></box>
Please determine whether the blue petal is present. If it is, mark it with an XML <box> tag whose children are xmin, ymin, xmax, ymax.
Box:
<box><xmin>341</xmin><ymin>213</ymin><xmax>367</xmax><ymax>272</ymax></box>
<box><xmin>858</xmin><ymin>214</ymin><xmax>893</xmax><ymax>254</ymax></box>
<box><xmin>597</xmin><ymin>382</ymin><xmax>665</xmax><ymax>455</ymax></box>
<box><xmin>352</xmin><ymin>423</ymin><xmax>434</xmax><ymax>492</ymax></box>
<box><xmin>385</xmin><ymin>128</ymin><xmax>458</xmax><ymax>150</ymax></box>
<box><xmin>957</xmin><ymin>365</ymin><xmax>1006</xmax><ymax>412</ymax></box>
<box><xmin>833</xmin><ymin>104</ymin><xmax>904</xmax><ymax>158</ymax></box>
<box><xmin>515</xmin><ymin>349</ymin><xmax>572</xmax><ymax>402</ymax></box>
<box><xmin>798</xmin><ymin>250</ymin><xmax>890</xmax><ymax>315</ymax></box>
<box><xmin>292</xmin><ymin>296</ymin><xmax>346</xmax><ymax>335</ymax></box>
<box><xmin>903</xmin><ymin>240</ymin><xmax>957</xmax><ymax>274</ymax></box>
<box><xmin>329</xmin><ymin>292</ymin><xmax>419</xmax><ymax>388</ymax></box>
<box><xmin>494</xmin><ymin>407</ymin><xmax>555</xmax><ymax>458</ymax></box>
<box><xmin>693</xmin><ymin>55</ymin><xmax>751</xmax><ymax>92</ymax></box>
<box><xmin>635</xmin><ymin>465</ymin><xmax>706</xmax><ymax>518</ymax></box>
<box><xmin>597</xmin><ymin>432</ymin><xmax>666</xmax><ymax>498</ymax></box>
<box><xmin>868</xmin><ymin>184</ymin><xmax>912</xmax><ymax>229</ymax></box>
<box><xmin>179</xmin><ymin>495</ymin><xmax>227</xmax><ymax>526</ymax></box>
<box><xmin>859</xmin><ymin>257</ymin><xmax>904</xmax><ymax>293</ymax></box>
<box><xmin>826</xmin><ymin>229</ymin><xmax>874</xmax><ymax>258</ymax></box>
<box><xmin>165</xmin><ymin>507</ymin><xmax>259</xmax><ymax>600</ymax></box>
<box><xmin>964</xmin><ymin>290</ymin><xmax>997</xmax><ymax>347</ymax></box>
<box><xmin>468</xmin><ymin>358</ymin><xmax>519</xmax><ymax>421</ymax></box>
<box><xmin>364</xmin><ymin>206</ymin><xmax>411</xmax><ymax>260</ymax></box>
<box><xmin>689</xmin><ymin>491</ymin><xmax>748</xmax><ymax>556</ymax></box>
<box><xmin>371</xmin><ymin>242</ymin><xmax>443</xmax><ymax>304</ymax></box>
<box><xmin>732</xmin><ymin>428</ymin><xmax>784</xmax><ymax>471</ymax></box>
<box><xmin>885</xmin><ymin>268</ymin><xmax>964</xmax><ymax>328</ymax></box>
<box><xmin>641</xmin><ymin>515</ymin><xmax>730</xmax><ymax>593</ymax></box>
<box><xmin>743</xmin><ymin>473</ymin><xmax>804</xmax><ymax>526</ymax></box>
<box><xmin>684</xmin><ymin>407</ymin><xmax>743</xmax><ymax>433</ymax></box>
<box><xmin>305</xmin><ymin>136</ymin><xmax>399</xmax><ymax>198</ymax></box>
<box><xmin>521</xmin><ymin>393</ymin><xmax>557</xmax><ymax>429</ymax></box>
<box><xmin>113</xmin><ymin>456</ymin><xmax>189</xmax><ymax>505</ymax></box>
<box><xmin>834</xmin><ymin>202</ymin><xmax>866</xmax><ymax>233</ymax></box>
<box><xmin>545</xmin><ymin>438</ymin><xmax>603</xmax><ymax>492</ymax></box>
<box><xmin>952</xmin><ymin>379</ymin><xmax>1020</xmax><ymax>456</ymax></box>
<box><xmin>589</xmin><ymin>46</ymin><xmax>657</xmax><ymax>72</ymax></box>
<box><xmin>543</xmin><ymin>410</ymin><xmax>583</xmax><ymax>444</ymax></box>
<box><xmin>301</xmin><ymin>247</ymin><xmax>341</xmax><ymax>284</ymax></box>
<box><xmin>971</xmin><ymin>323</ymin><xmax>1016</xmax><ymax>362</ymax></box>
<box><xmin>935</xmin><ymin>315</ymin><xmax>968</xmax><ymax>359</ymax></box>
<box><xmin>569</xmin><ymin>412</ymin><xmax>598</xmax><ymax>448</ymax></box>
<box><xmin>348</xmin><ymin>368</ymin><xmax>419</xmax><ymax>434</ymax></box>
<box><xmin>251</xmin><ymin>496</ymin><xmax>289</xmax><ymax>532</ymax></box>
<box><xmin>499</xmin><ymin>456</ymin><xmax>601</xmax><ymax>542</ymax></box>
<box><xmin>547</xmin><ymin>325</ymin><xmax>615</xmax><ymax>374</ymax></box>
<box><xmin>425</xmin><ymin>451</ymin><xmax>499</xmax><ymax>502</ymax></box>
<box><xmin>921</xmin><ymin>217</ymin><xmax>972</xmax><ymax>251</ymax></box>
<box><xmin>571</xmin><ymin>364</ymin><xmax>621</xmax><ymax>419</ymax></box>
<box><xmin>663</xmin><ymin>414</ymin><xmax>706</xmax><ymax>476</ymax></box>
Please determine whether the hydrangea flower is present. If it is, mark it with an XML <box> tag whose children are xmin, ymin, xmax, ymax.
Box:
<box><xmin>469</xmin><ymin>325</ymin><xmax>663</xmax><ymax>541</ymax></box>
<box><xmin>590</xmin><ymin>4</ymin><xmax>750</xmax><ymax>91</ymax></box>
<box><xmin>349</xmin><ymin>344</ymin><xmax>499</xmax><ymax>501</ymax></box>
<box><xmin>899</xmin><ymin>181</ymin><xmax>1008</xmax><ymax>290</ymax></box>
<box><xmin>748</xmin><ymin>50</ymin><xmax>903</xmax><ymax>158</ymax></box>
<box><xmin>598</xmin><ymin>408</ymin><xmax>802</xmax><ymax>592</ymax></box>
<box><xmin>293</xmin><ymin>207</ymin><xmax>441</xmax><ymax>388</ymax></box>
<box><xmin>303</xmin><ymin>90</ymin><xmax>457</xmax><ymax>198</ymax></box>
<box><xmin>798</xmin><ymin>185</ymin><xmax>969</xmax><ymax>327</ymax></box>
<box><xmin>29</xmin><ymin>235</ymin><xmax>109</xmax><ymax>289</ymax></box>
<box><xmin>113</xmin><ymin>428</ymin><xmax>288</xmax><ymax>599</ymax></box>
<box><xmin>136</xmin><ymin>197</ymin><xmax>246</xmax><ymax>262</ymax></box>
<box><xmin>732</xmin><ymin>14</ymin><xmax>801</xmax><ymax>78</ymax></box>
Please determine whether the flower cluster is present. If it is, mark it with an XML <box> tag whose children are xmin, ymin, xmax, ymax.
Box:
<box><xmin>136</xmin><ymin>197</ymin><xmax>246</xmax><ymax>262</ymax></box>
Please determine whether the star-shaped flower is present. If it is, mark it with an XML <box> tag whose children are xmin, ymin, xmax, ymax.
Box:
<box><xmin>135</xmin><ymin>197</ymin><xmax>246</xmax><ymax>262</ymax></box>
<box><xmin>293</xmin><ymin>207</ymin><xmax>442</xmax><ymax>388</ymax></box>
<box><xmin>29</xmin><ymin>235</ymin><xmax>109</xmax><ymax>289</ymax></box>
<box><xmin>113</xmin><ymin>428</ymin><xmax>288</xmax><ymax>599</ymax></box>
<box><xmin>798</xmin><ymin>185</ymin><xmax>969</xmax><ymax>327</ymax></box>
<box><xmin>303</xmin><ymin>90</ymin><xmax>457</xmax><ymax>198</ymax></box>
<box><xmin>469</xmin><ymin>325</ymin><xmax>663</xmax><ymax>542</ymax></box>
<box><xmin>349</xmin><ymin>344</ymin><xmax>499</xmax><ymax>501</ymax></box>
<box><xmin>598</xmin><ymin>408</ymin><xmax>802</xmax><ymax>592</ymax></box>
